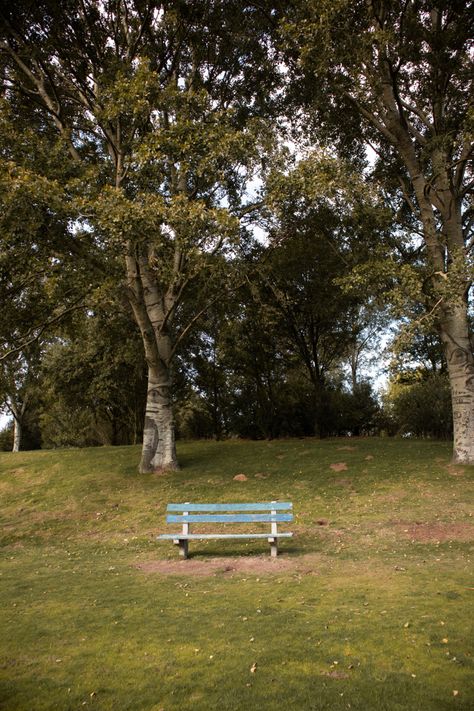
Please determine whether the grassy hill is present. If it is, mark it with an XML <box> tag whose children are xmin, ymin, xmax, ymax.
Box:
<box><xmin>1</xmin><ymin>438</ymin><xmax>473</xmax><ymax>710</ymax></box>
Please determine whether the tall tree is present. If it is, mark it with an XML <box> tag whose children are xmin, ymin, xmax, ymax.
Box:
<box><xmin>0</xmin><ymin>1</ymin><xmax>275</xmax><ymax>471</ymax></box>
<box><xmin>263</xmin><ymin>153</ymin><xmax>389</xmax><ymax>434</ymax></box>
<box><xmin>283</xmin><ymin>0</ymin><xmax>474</xmax><ymax>462</ymax></box>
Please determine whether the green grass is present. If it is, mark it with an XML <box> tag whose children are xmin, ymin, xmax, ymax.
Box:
<box><xmin>0</xmin><ymin>438</ymin><xmax>473</xmax><ymax>710</ymax></box>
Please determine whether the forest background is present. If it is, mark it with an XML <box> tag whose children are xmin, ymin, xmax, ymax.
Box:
<box><xmin>0</xmin><ymin>0</ymin><xmax>471</xmax><ymax>466</ymax></box>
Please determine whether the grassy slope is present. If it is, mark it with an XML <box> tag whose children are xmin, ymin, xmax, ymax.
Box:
<box><xmin>0</xmin><ymin>438</ymin><xmax>473</xmax><ymax>711</ymax></box>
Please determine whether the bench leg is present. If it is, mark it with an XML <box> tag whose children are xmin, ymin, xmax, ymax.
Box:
<box><xmin>270</xmin><ymin>540</ymin><xmax>278</xmax><ymax>558</ymax></box>
<box><xmin>178</xmin><ymin>539</ymin><xmax>189</xmax><ymax>559</ymax></box>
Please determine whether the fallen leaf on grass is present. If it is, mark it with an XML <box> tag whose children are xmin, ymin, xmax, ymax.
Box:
<box><xmin>250</xmin><ymin>662</ymin><xmax>257</xmax><ymax>673</ymax></box>
<box><xmin>330</xmin><ymin>463</ymin><xmax>348</xmax><ymax>472</ymax></box>
<box><xmin>233</xmin><ymin>474</ymin><xmax>248</xmax><ymax>481</ymax></box>
<box><xmin>453</xmin><ymin>690</ymin><xmax>459</xmax><ymax>697</ymax></box>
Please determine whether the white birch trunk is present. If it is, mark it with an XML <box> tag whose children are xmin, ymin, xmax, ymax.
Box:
<box><xmin>12</xmin><ymin>416</ymin><xmax>21</xmax><ymax>452</ymax></box>
<box><xmin>440</xmin><ymin>304</ymin><xmax>474</xmax><ymax>464</ymax></box>
<box><xmin>126</xmin><ymin>251</ymin><xmax>180</xmax><ymax>473</ymax></box>
<box><xmin>139</xmin><ymin>364</ymin><xmax>178</xmax><ymax>473</ymax></box>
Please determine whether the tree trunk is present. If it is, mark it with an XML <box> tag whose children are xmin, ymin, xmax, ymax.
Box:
<box><xmin>439</xmin><ymin>303</ymin><xmax>474</xmax><ymax>464</ymax></box>
<box><xmin>416</xmin><ymin>188</ymin><xmax>473</xmax><ymax>463</ymax></box>
<box><xmin>393</xmin><ymin>137</ymin><xmax>473</xmax><ymax>462</ymax></box>
<box><xmin>125</xmin><ymin>251</ymin><xmax>181</xmax><ymax>473</ymax></box>
<box><xmin>139</xmin><ymin>363</ymin><xmax>178</xmax><ymax>473</ymax></box>
<box><xmin>12</xmin><ymin>416</ymin><xmax>21</xmax><ymax>452</ymax></box>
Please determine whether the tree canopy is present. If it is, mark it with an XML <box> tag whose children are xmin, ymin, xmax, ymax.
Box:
<box><xmin>0</xmin><ymin>1</ymin><xmax>472</xmax><ymax>464</ymax></box>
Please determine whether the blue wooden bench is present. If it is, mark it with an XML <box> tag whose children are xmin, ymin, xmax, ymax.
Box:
<box><xmin>157</xmin><ymin>501</ymin><xmax>293</xmax><ymax>559</ymax></box>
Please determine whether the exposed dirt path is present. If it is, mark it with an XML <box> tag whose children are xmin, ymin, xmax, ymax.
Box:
<box><xmin>136</xmin><ymin>552</ymin><xmax>324</xmax><ymax>576</ymax></box>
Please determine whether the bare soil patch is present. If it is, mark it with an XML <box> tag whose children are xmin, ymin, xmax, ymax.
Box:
<box><xmin>392</xmin><ymin>521</ymin><xmax>474</xmax><ymax>543</ymax></box>
<box><xmin>330</xmin><ymin>462</ymin><xmax>348</xmax><ymax>472</ymax></box>
<box><xmin>136</xmin><ymin>552</ymin><xmax>323</xmax><ymax>577</ymax></box>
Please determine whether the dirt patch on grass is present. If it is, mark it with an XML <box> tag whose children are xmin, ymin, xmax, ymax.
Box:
<box><xmin>330</xmin><ymin>462</ymin><xmax>348</xmax><ymax>472</ymax></box>
<box><xmin>136</xmin><ymin>552</ymin><xmax>323</xmax><ymax>577</ymax></box>
<box><xmin>392</xmin><ymin>521</ymin><xmax>474</xmax><ymax>543</ymax></box>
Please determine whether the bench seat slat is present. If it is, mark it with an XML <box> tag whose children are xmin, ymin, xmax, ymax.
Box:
<box><xmin>167</xmin><ymin>502</ymin><xmax>292</xmax><ymax>512</ymax></box>
<box><xmin>166</xmin><ymin>513</ymin><xmax>293</xmax><ymax>524</ymax></box>
<box><xmin>157</xmin><ymin>533</ymin><xmax>293</xmax><ymax>540</ymax></box>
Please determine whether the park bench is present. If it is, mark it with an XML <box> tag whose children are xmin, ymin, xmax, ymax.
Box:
<box><xmin>157</xmin><ymin>501</ymin><xmax>293</xmax><ymax>559</ymax></box>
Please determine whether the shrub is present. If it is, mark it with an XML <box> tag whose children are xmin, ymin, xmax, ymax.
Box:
<box><xmin>389</xmin><ymin>373</ymin><xmax>452</xmax><ymax>439</ymax></box>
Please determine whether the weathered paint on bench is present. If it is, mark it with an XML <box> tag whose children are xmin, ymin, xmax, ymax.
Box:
<box><xmin>166</xmin><ymin>513</ymin><xmax>293</xmax><ymax>523</ymax></box>
<box><xmin>157</xmin><ymin>501</ymin><xmax>293</xmax><ymax>559</ymax></box>
<box><xmin>167</xmin><ymin>502</ymin><xmax>292</xmax><ymax>512</ymax></box>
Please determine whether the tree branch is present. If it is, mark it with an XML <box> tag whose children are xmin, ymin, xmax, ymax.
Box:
<box><xmin>0</xmin><ymin>297</ymin><xmax>87</xmax><ymax>362</ymax></box>
<box><xmin>0</xmin><ymin>40</ymin><xmax>82</xmax><ymax>162</ymax></box>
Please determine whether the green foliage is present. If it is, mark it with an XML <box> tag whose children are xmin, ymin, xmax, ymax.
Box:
<box><xmin>175</xmin><ymin>276</ymin><xmax>383</xmax><ymax>440</ymax></box>
<box><xmin>0</xmin><ymin>345</ymin><xmax>44</xmax><ymax>450</ymax></box>
<box><xmin>329</xmin><ymin>382</ymin><xmax>381</xmax><ymax>437</ymax></box>
<box><xmin>39</xmin><ymin>301</ymin><xmax>147</xmax><ymax>448</ymax></box>
<box><xmin>0</xmin><ymin>421</ymin><xmax>13</xmax><ymax>451</ymax></box>
<box><xmin>387</xmin><ymin>373</ymin><xmax>453</xmax><ymax>440</ymax></box>
<box><xmin>279</xmin><ymin>2</ymin><xmax>474</xmax><ymax>465</ymax></box>
<box><xmin>1</xmin><ymin>0</ymin><xmax>470</xmax><ymax>465</ymax></box>
<box><xmin>0</xmin><ymin>0</ymin><xmax>281</xmax><ymax>471</ymax></box>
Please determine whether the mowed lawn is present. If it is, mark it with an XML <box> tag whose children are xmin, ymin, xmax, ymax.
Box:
<box><xmin>0</xmin><ymin>438</ymin><xmax>473</xmax><ymax>711</ymax></box>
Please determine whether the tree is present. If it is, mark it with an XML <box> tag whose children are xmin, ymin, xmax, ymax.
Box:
<box><xmin>39</xmin><ymin>298</ymin><xmax>147</xmax><ymax>448</ymax></box>
<box><xmin>0</xmin><ymin>1</ymin><xmax>276</xmax><ymax>471</ymax></box>
<box><xmin>262</xmin><ymin>153</ymin><xmax>389</xmax><ymax>435</ymax></box>
<box><xmin>0</xmin><ymin>346</ymin><xmax>43</xmax><ymax>451</ymax></box>
<box><xmin>283</xmin><ymin>0</ymin><xmax>474</xmax><ymax>462</ymax></box>
<box><xmin>0</xmin><ymin>74</ymin><xmax>105</xmax><ymax>449</ymax></box>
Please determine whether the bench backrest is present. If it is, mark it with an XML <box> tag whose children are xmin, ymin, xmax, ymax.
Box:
<box><xmin>166</xmin><ymin>502</ymin><xmax>293</xmax><ymax>525</ymax></box>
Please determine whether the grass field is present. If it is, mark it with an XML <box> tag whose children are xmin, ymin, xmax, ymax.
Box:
<box><xmin>0</xmin><ymin>437</ymin><xmax>473</xmax><ymax>710</ymax></box>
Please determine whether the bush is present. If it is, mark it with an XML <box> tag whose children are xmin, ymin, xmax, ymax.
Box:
<box><xmin>389</xmin><ymin>373</ymin><xmax>452</xmax><ymax>439</ymax></box>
